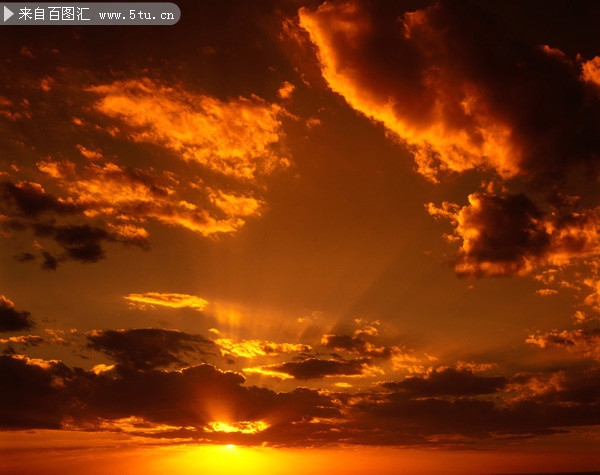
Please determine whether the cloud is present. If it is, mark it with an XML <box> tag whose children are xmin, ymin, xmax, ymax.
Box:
<box><xmin>86</xmin><ymin>329</ymin><xmax>215</xmax><ymax>370</ymax></box>
<box><xmin>40</xmin><ymin>250</ymin><xmax>59</xmax><ymax>271</ymax></box>
<box><xmin>299</xmin><ymin>0</ymin><xmax>600</xmax><ymax>289</ymax></box>
<box><xmin>320</xmin><ymin>329</ymin><xmax>435</xmax><ymax>373</ymax></box>
<box><xmin>0</xmin><ymin>335</ymin><xmax>44</xmax><ymax>346</ymax></box>
<box><xmin>427</xmin><ymin>192</ymin><xmax>550</xmax><ymax>276</ymax></box>
<box><xmin>382</xmin><ymin>368</ymin><xmax>507</xmax><ymax>396</ymax></box>
<box><xmin>322</xmin><ymin>333</ymin><xmax>393</xmax><ymax>359</ymax></box>
<box><xmin>34</xmin><ymin>223</ymin><xmax>109</xmax><ymax>263</ymax></box>
<box><xmin>526</xmin><ymin>329</ymin><xmax>600</xmax><ymax>360</ymax></box>
<box><xmin>349</xmin><ymin>393</ymin><xmax>595</xmax><ymax>441</ymax></box>
<box><xmin>427</xmin><ymin>192</ymin><xmax>600</xmax><ymax>277</ymax></box>
<box><xmin>123</xmin><ymin>293</ymin><xmax>209</xmax><ymax>312</ymax></box>
<box><xmin>2</xmin><ymin>75</ymin><xmax>292</xmax><ymax>270</ymax></box>
<box><xmin>4</xmin><ymin>352</ymin><xmax>600</xmax><ymax>446</ymax></box>
<box><xmin>245</xmin><ymin>357</ymin><xmax>373</xmax><ymax>380</ymax></box>
<box><xmin>299</xmin><ymin>0</ymin><xmax>600</xmax><ymax>183</ymax></box>
<box><xmin>12</xmin><ymin>252</ymin><xmax>35</xmax><ymax>263</ymax></box>
<box><xmin>507</xmin><ymin>366</ymin><xmax>600</xmax><ymax>407</ymax></box>
<box><xmin>207</xmin><ymin>420</ymin><xmax>270</xmax><ymax>434</ymax></box>
<box><xmin>31</xmin><ymin>222</ymin><xmax>148</xmax><ymax>268</ymax></box>
<box><xmin>0</xmin><ymin>355</ymin><xmax>69</xmax><ymax>429</ymax></box>
<box><xmin>214</xmin><ymin>337</ymin><xmax>310</xmax><ymax>359</ymax></box>
<box><xmin>277</xmin><ymin>81</ymin><xmax>296</xmax><ymax>100</ymax></box>
<box><xmin>0</xmin><ymin>355</ymin><xmax>340</xmax><ymax>437</ymax></box>
<box><xmin>89</xmin><ymin>79</ymin><xmax>290</xmax><ymax>180</ymax></box>
<box><xmin>36</xmin><ymin>157</ymin><xmax>259</xmax><ymax>237</ymax></box>
<box><xmin>536</xmin><ymin>288</ymin><xmax>558</xmax><ymax>296</ymax></box>
<box><xmin>0</xmin><ymin>181</ymin><xmax>82</xmax><ymax>218</ymax></box>
<box><xmin>0</xmin><ymin>179</ymin><xmax>150</xmax><ymax>269</ymax></box>
<box><xmin>0</xmin><ymin>296</ymin><xmax>34</xmax><ymax>333</ymax></box>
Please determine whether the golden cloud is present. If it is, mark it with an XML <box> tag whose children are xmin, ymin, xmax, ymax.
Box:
<box><xmin>242</xmin><ymin>366</ymin><xmax>295</xmax><ymax>380</ymax></box>
<box><xmin>214</xmin><ymin>337</ymin><xmax>310</xmax><ymax>359</ymax></box>
<box><xmin>207</xmin><ymin>420</ymin><xmax>270</xmax><ymax>434</ymax></box>
<box><xmin>124</xmin><ymin>292</ymin><xmax>209</xmax><ymax>311</ymax></box>
<box><xmin>0</xmin><ymin>335</ymin><xmax>44</xmax><ymax>345</ymax></box>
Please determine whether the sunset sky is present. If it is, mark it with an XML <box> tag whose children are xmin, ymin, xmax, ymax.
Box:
<box><xmin>2</xmin><ymin>0</ymin><xmax>600</xmax><ymax>473</ymax></box>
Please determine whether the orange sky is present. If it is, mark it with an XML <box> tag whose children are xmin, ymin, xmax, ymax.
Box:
<box><xmin>1</xmin><ymin>0</ymin><xmax>600</xmax><ymax>473</ymax></box>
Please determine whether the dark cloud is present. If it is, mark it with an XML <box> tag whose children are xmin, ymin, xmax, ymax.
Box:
<box><xmin>0</xmin><ymin>356</ymin><xmax>70</xmax><ymax>429</ymax></box>
<box><xmin>40</xmin><ymin>251</ymin><xmax>59</xmax><ymax>271</ymax></box>
<box><xmin>428</xmin><ymin>190</ymin><xmax>600</xmax><ymax>277</ymax></box>
<box><xmin>535</xmin><ymin>367</ymin><xmax>600</xmax><ymax>405</ymax></box>
<box><xmin>452</xmin><ymin>192</ymin><xmax>551</xmax><ymax>276</ymax></box>
<box><xmin>0</xmin><ymin>181</ymin><xmax>83</xmax><ymax>218</ymax></box>
<box><xmin>87</xmin><ymin>329</ymin><xmax>216</xmax><ymax>370</ymax></box>
<box><xmin>323</xmin><ymin>334</ymin><xmax>369</xmax><ymax>352</ymax></box>
<box><xmin>12</xmin><ymin>252</ymin><xmax>35</xmax><ymax>263</ymax></box>
<box><xmin>0</xmin><ymin>296</ymin><xmax>34</xmax><ymax>333</ymax></box>
<box><xmin>527</xmin><ymin>328</ymin><xmax>600</xmax><ymax>360</ymax></box>
<box><xmin>68</xmin><ymin>364</ymin><xmax>339</xmax><ymax>431</ymax></box>
<box><xmin>300</xmin><ymin>0</ymin><xmax>600</xmax><ymax>182</ymax></box>
<box><xmin>352</xmin><ymin>368</ymin><xmax>600</xmax><ymax>440</ymax></box>
<box><xmin>322</xmin><ymin>334</ymin><xmax>393</xmax><ymax>359</ymax></box>
<box><xmin>0</xmin><ymin>181</ymin><xmax>150</xmax><ymax>270</ymax></box>
<box><xmin>300</xmin><ymin>0</ymin><xmax>600</xmax><ymax>280</ymax></box>
<box><xmin>269</xmin><ymin>357</ymin><xmax>369</xmax><ymax>380</ymax></box>
<box><xmin>33</xmin><ymin>223</ymin><xmax>108</xmax><ymax>263</ymax></box>
<box><xmin>459</xmin><ymin>194</ymin><xmax>549</xmax><ymax>263</ymax></box>
<box><xmin>3</xmin><ymin>353</ymin><xmax>600</xmax><ymax>446</ymax></box>
<box><xmin>382</xmin><ymin>368</ymin><xmax>507</xmax><ymax>396</ymax></box>
<box><xmin>23</xmin><ymin>222</ymin><xmax>149</xmax><ymax>270</ymax></box>
<box><xmin>0</xmin><ymin>354</ymin><xmax>340</xmax><ymax>435</ymax></box>
<box><xmin>70</xmin><ymin>365</ymin><xmax>339</xmax><ymax>429</ymax></box>
<box><xmin>0</xmin><ymin>183</ymin><xmax>101</xmax><ymax>270</ymax></box>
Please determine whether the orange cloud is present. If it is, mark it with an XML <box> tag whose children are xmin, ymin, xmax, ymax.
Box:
<box><xmin>91</xmin><ymin>363</ymin><xmax>115</xmax><ymax>375</ymax></box>
<box><xmin>209</xmin><ymin>191</ymin><xmax>263</xmax><ymax>219</ymax></box>
<box><xmin>277</xmin><ymin>81</ymin><xmax>296</xmax><ymax>99</ymax></box>
<box><xmin>581</xmin><ymin>56</ymin><xmax>600</xmax><ymax>86</ymax></box>
<box><xmin>583</xmin><ymin>279</ymin><xmax>600</xmax><ymax>312</ymax></box>
<box><xmin>124</xmin><ymin>292</ymin><xmax>209</xmax><ymax>311</ymax></box>
<box><xmin>89</xmin><ymin>79</ymin><xmax>290</xmax><ymax>179</ymax></box>
<box><xmin>536</xmin><ymin>289</ymin><xmax>558</xmax><ymax>296</ymax></box>
<box><xmin>526</xmin><ymin>329</ymin><xmax>600</xmax><ymax>360</ymax></box>
<box><xmin>36</xmin><ymin>157</ymin><xmax>260</xmax><ymax>237</ymax></box>
<box><xmin>0</xmin><ymin>335</ymin><xmax>44</xmax><ymax>346</ymax></box>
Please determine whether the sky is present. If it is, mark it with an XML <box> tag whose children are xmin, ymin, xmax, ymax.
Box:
<box><xmin>1</xmin><ymin>0</ymin><xmax>600</xmax><ymax>473</ymax></box>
